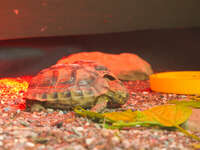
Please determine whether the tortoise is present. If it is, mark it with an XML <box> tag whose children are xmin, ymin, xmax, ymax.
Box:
<box><xmin>25</xmin><ymin>60</ymin><xmax>129</xmax><ymax>112</ymax></box>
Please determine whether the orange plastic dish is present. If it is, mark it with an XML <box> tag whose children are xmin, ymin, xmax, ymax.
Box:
<box><xmin>150</xmin><ymin>71</ymin><xmax>200</xmax><ymax>95</ymax></box>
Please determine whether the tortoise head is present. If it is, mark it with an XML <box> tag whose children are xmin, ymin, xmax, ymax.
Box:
<box><xmin>102</xmin><ymin>73</ymin><xmax>129</xmax><ymax>106</ymax></box>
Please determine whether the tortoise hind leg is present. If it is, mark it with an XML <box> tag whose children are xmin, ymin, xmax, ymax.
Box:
<box><xmin>91</xmin><ymin>95</ymin><xmax>109</xmax><ymax>112</ymax></box>
<box><xmin>26</xmin><ymin>100</ymin><xmax>45</xmax><ymax>112</ymax></box>
<box><xmin>30</xmin><ymin>103</ymin><xmax>45</xmax><ymax>112</ymax></box>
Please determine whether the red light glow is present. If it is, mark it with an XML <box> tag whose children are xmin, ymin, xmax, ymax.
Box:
<box><xmin>0</xmin><ymin>77</ymin><xmax>30</xmax><ymax>109</ymax></box>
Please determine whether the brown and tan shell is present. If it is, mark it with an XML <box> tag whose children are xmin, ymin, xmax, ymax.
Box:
<box><xmin>25</xmin><ymin>60</ymin><xmax>128</xmax><ymax>109</ymax></box>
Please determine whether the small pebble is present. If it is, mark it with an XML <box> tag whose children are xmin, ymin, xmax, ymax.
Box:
<box><xmin>17</xmin><ymin>109</ymin><xmax>21</xmax><ymax>114</ymax></box>
<box><xmin>47</xmin><ymin>108</ymin><xmax>54</xmax><ymax>113</ymax></box>
<box><xmin>26</xmin><ymin>142</ymin><xmax>35</xmax><ymax>147</ymax></box>
<box><xmin>2</xmin><ymin>113</ymin><xmax>8</xmax><ymax>117</ymax></box>
<box><xmin>94</xmin><ymin>123</ymin><xmax>101</xmax><ymax>129</ymax></box>
<box><xmin>113</xmin><ymin>147</ymin><xmax>122</xmax><ymax>150</ymax></box>
<box><xmin>180</xmin><ymin>95</ymin><xmax>187</xmax><ymax>98</ymax></box>
<box><xmin>76</xmin><ymin>127</ymin><xmax>84</xmax><ymax>131</ymax></box>
<box><xmin>35</xmin><ymin>137</ymin><xmax>48</xmax><ymax>144</ymax></box>
<box><xmin>101</xmin><ymin>129</ymin><xmax>111</xmax><ymax>137</ymax></box>
<box><xmin>3</xmin><ymin>107</ymin><xmax>10</xmax><ymax>112</ymax></box>
<box><xmin>177</xmin><ymin>132</ymin><xmax>185</xmax><ymax>137</ymax></box>
<box><xmin>122</xmin><ymin>139</ymin><xmax>131</xmax><ymax>149</ymax></box>
<box><xmin>0</xmin><ymin>136</ymin><xmax>4</xmax><ymax>140</ymax></box>
<box><xmin>0</xmin><ymin>128</ymin><xmax>3</xmax><ymax>134</ymax></box>
<box><xmin>71</xmin><ymin>127</ymin><xmax>83</xmax><ymax>137</ymax></box>
<box><xmin>38</xmin><ymin>145</ymin><xmax>46</xmax><ymax>150</ymax></box>
<box><xmin>131</xmin><ymin>92</ymin><xmax>136</xmax><ymax>96</ymax></box>
<box><xmin>19</xmin><ymin>121</ymin><xmax>29</xmax><ymax>127</ymax></box>
<box><xmin>85</xmin><ymin>138</ymin><xmax>94</xmax><ymax>145</ymax></box>
<box><xmin>63</xmin><ymin>110</ymin><xmax>67</xmax><ymax>114</ymax></box>
<box><xmin>67</xmin><ymin>145</ymin><xmax>86</xmax><ymax>150</ymax></box>
<box><xmin>142</xmin><ymin>91</ymin><xmax>148</xmax><ymax>94</ymax></box>
<box><xmin>85</xmin><ymin>122</ymin><xmax>90</xmax><ymax>126</ymax></box>
<box><xmin>164</xmin><ymin>141</ymin><xmax>169</xmax><ymax>146</ymax></box>
<box><xmin>112</xmin><ymin>136</ymin><xmax>120</xmax><ymax>144</ymax></box>
<box><xmin>59</xmin><ymin>110</ymin><xmax>64</xmax><ymax>115</ymax></box>
<box><xmin>55</xmin><ymin>122</ymin><xmax>63</xmax><ymax>128</ymax></box>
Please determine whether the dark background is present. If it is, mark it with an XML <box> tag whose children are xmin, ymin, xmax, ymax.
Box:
<box><xmin>0</xmin><ymin>28</ymin><xmax>199</xmax><ymax>78</ymax></box>
<box><xmin>0</xmin><ymin>1</ymin><xmax>200</xmax><ymax>78</ymax></box>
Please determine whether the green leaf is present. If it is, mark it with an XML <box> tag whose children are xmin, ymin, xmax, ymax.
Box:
<box><xmin>192</xmin><ymin>143</ymin><xmax>200</xmax><ymax>149</ymax></box>
<box><xmin>74</xmin><ymin>107</ymin><xmax>113</xmax><ymax>123</ymax></box>
<box><xmin>75</xmin><ymin>104</ymin><xmax>192</xmax><ymax>127</ymax></box>
<box><xmin>74</xmin><ymin>105</ymin><xmax>200</xmax><ymax>141</ymax></box>
<box><xmin>107</xmin><ymin>104</ymin><xmax>192</xmax><ymax>128</ymax></box>
<box><xmin>103</xmin><ymin>109</ymin><xmax>137</xmax><ymax>122</ymax></box>
<box><xmin>109</xmin><ymin>121</ymin><xmax>163</xmax><ymax>129</ymax></box>
<box><xmin>168</xmin><ymin>99</ymin><xmax>200</xmax><ymax>108</ymax></box>
<box><xmin>141</xmin><ymin>104</ymin><xmax>192</xmax><ymax>127</ymax></box>
<box><xmin>175</xmin><ymin>124</ymin><xmax>200</xmax><ymax>142</ymax></box>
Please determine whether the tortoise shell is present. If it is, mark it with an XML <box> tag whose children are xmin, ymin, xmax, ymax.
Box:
<box><xmin>25</xmin><ymin>60</ymin><xmax>128</xmax><ymax>109</ymax></box>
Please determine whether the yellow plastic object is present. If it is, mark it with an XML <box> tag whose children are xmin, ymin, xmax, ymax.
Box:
<box><xmin>150</xmin><ymin>71</ymin><xmax>200</xmax><ymax>94</ymax></box>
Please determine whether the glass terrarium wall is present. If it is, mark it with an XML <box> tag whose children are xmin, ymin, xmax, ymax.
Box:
<box><xmin>0</xmin><ymin>0</ymin><xmax>200</xmax><ymax>40</ymax></box>
<box><xmin>0</xmin><ymin>1</ymin><xmax>200</xmax><ymax>77</ymax></box>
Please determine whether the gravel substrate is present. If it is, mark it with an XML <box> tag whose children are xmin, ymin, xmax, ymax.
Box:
<box><xmin>0</xmin><ymin>80</ymin><xmax>199</xmax><ymax>150</ymax></box>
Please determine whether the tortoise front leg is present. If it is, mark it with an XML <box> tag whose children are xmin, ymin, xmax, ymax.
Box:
<box><xmin>26</xmin><ymin>100</ymin><xmax>46</xmax><ymax>112</ymax></box>
<box><xmin>30</xmin><ymin>103</ymin><xmax>46</xmax><ymax>112</ymax></box>
<box><xmin>91</xmin><ymin>95</ymin><xmax>109</xmax><ymax>112</ymax></box>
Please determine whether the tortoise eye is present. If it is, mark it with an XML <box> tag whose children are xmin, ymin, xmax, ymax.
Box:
<box><xmin>103</xmin><ymin>74</ymin><xmax>116</xmax><ymax>81</ymax></box>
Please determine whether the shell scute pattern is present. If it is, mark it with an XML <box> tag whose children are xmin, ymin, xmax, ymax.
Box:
<box><xmin>25</xmin><ymin>60</ymin><xmax>128</xmax><ymax>109</ymax></box>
